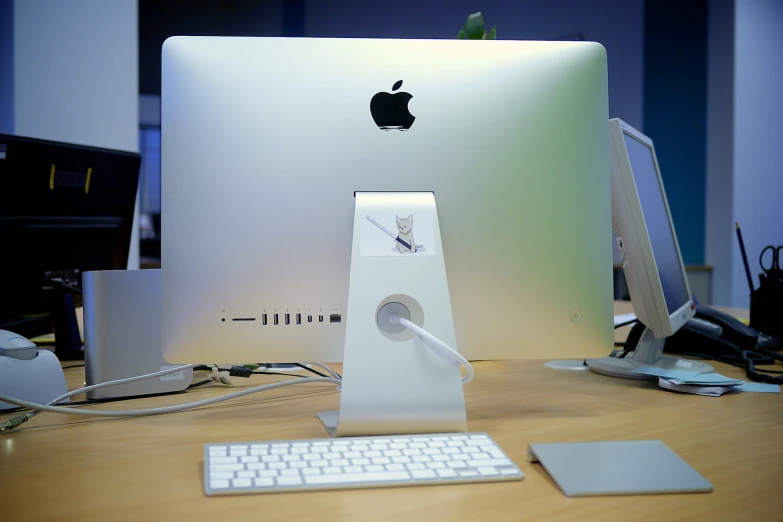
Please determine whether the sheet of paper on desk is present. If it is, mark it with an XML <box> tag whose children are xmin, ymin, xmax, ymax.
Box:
<box><xmin>658</xmin><ymin>378</ymin><xmax>735</xmax><ymax>397</ymax></box>
<box><xmin>614</xmin><ymin>313</ymin><xmax>636</xmax><ymax>326</ymax></box>
<box><xmin>734</xmin><ymin>382</ymin><xmax>781</xmax><ymax>393</ymax></box>
<box><xmin>666</xmin><ymin>373</ymin><xmax>744</xmax><ymax>386</ymax></box>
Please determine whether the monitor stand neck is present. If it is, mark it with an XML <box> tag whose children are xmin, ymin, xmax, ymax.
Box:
<box><xmin>629</xmin><ymin>327</ymin><xmax>665</xmax><ymax>365</ymax></box>
<box><xmin>317</xmin><ymin>192</ymin><xmax>466</xmax><ymax>437</ymax></box>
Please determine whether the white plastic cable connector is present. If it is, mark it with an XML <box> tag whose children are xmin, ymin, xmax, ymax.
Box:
<box><xmin>389</xmin><ymin>314</ymin><xmax>474</xmax><ymax>384</ymax></box>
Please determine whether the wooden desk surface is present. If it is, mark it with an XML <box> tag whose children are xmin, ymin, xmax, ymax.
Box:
<box><xmin>2</xmin><ymin>303</ymin><xmax>781</xmax><ymax>521</ymax></box>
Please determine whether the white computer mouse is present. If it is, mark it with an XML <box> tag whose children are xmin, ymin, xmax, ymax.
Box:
<box><xmin>0</xmin><ymin>329</ymin><xmax>38</xmax><ymax>360</ymax></box>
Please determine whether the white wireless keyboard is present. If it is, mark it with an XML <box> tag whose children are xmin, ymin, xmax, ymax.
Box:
<box><xmin>204</xmin><ymin>432</ymin><xmax>523</xmax><ymax>495</ymax></box>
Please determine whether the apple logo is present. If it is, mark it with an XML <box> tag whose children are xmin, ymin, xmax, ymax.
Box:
<box><xmin>370</xmin><ymin>80</ymin><xmax>415</xmax><ymax>131</ymax></box>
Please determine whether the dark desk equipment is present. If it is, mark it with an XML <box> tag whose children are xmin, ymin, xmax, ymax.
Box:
<box><xmin>0</xmin><ymin>134</ymin><xmax>140</xmax><ymax>360</ymax></box>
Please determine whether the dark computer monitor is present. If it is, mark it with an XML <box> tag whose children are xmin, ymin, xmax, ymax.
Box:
<box><xmin>0</xmin><ymin>134</ymin><xmax>141</xmax><ymax>359</ymax></box>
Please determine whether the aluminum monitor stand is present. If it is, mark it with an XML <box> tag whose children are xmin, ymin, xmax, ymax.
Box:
<box><xmin>318</xmin><ymin>192</ymin><xmax>467</xmax><ymax>437</ymax></box>
<box><xmin>586</xmin><ymin>325</ymin><xmax>713</xmax><ymax>379</ymax></box>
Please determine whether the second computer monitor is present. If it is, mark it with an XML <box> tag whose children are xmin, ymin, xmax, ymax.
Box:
<box><xmin>161</xmin><ymin>37</ymin><xmax>614</xmax><ymax>364</ymax></box>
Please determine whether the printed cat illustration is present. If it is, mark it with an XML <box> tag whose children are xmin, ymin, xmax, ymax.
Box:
<box><xmin>396</xmin><ymin>215</ymin><xmax>416</xmax><ymax>253</ymax></box>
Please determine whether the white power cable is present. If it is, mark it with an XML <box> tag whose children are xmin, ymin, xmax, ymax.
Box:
<box><xmin>311</xmin><ymin>362</ymin><xmax>342</xmax><ymax>380</ymax></box>
<box><xmin>0</xmin><ymin>376</ymin><xmax>340</xmax><ymax>421</ymax></box>
<box><xmin>389</xmin><ymin>314</ymin><xmax>474</xmax><ymax>384</ymax></box>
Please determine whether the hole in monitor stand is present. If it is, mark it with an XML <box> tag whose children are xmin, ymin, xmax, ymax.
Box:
<box><xmin>585</xmin><ymin>324</ymin><xmax>713</xmax><ymax>379</ymax></box>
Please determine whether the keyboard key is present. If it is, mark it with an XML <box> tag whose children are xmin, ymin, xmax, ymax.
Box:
<box><xmin>302</xmin><ymin>468</ymin><xmax>321</xmax><ymax>475</ymax></box>
<box><xmin>262</xmin><ymin>455</ymin><xmax>280</xmax><ymax>463</ymax></box>
<box><xmin>366</xmin><ymin>464</ymin><xmax>385</xmax><ymax>472</ymax></box>
<box><xmin>370</xmin><ymin>444</ymin><xmax>389</xmax><ymax>451</ymax></box>
<box><xmin>462</xmin><ymin>447</ymin><xmax>479</xmax><ymax>454</ymax></box>
<box><xmin>351</xmin><ymin>458</ymin><xmax>371</xmax><ymax>466</ymax></box>
<box><xmin>471</xmin><ymin>458</ymin><xmax>513</xmax><ymax>468</ymax></box>
<box><xmin>304</xmin><ymin>471</ymin><xmax>410</xmax><ymax>486</ymax></box>
<box><xmin>312</xmin><ymin>441</ymin><xmax>330</xmax><ymax>447</ymax></box>
<box><xmin>230</xmin><ymin>447</ymin><xmax>248</xmax><ymax>456</ymax></box>
<box><xmin>331</xmin><ymin>459</ymin><xmax>350</xmax><ymax>467</ymax></box>
<box><xmin>232</xmin><ymin>478</ymin><xmax>252</xmax><ymax>488</ymax></box>
<box><xmin>351</xmin><ymin>439</ymin><xmax>371</xmax><ymax>445</ymax></box>
<box><xmin>247</xmin><ymin>463</ymin><xmax>266</xmax><ymax>470</ymax></box>
<box><xmin>271</xmin><ymin>443</ymin><xmax>289</xmax><ymax>448</ymax></box>
<box><xmin>269</xmin><ymin>462</ymin><xmax>287</xmax><ymax>469</ymax></box>
<box><xmin>289</xmin><ymin>462</ymin><xmax>308</xmax><ymax>469</ymax></box>
<box><xmin>344</xmin><ymin>466</ymin><xmax>364</xmax><ymax>473</ymax></box>
<box><xmin>433</xmin><ymin>455</ymin><xmax>451</xmax><ymax>462</ymax></box>
<box><xmin>470</xmin><ymin>434</ymin><xmax>489</xmax><ymax>440</ymax></box>
<box><xmin>302</xmin><ymin>454</ymin><xmax>319</xmax><ymax>460</ymax></box>
<box><xmin>312</xmin><ymin>460</ymin><xmax>329</xmax><ymax>467</ymax></box>
<box><xmin>406</xmin><ymin>463</ymin><xmax>426</xmax><ymax>471</ymax></box>
<box><xmin>412</xmin><ymin>437</ymin><xmax>430</xmax><ymax>442</ymax></box>
<box><xmin>372</xmin><ymin>457</ymin><xmax>391</xmax><ymax>465</ymax></box>
<box><xmin>409</xmin><ymin>442</ymin><xmax>427</xmax><ymax>449</ymax></box>
<box><xmin>428</xmin><ymin>441</ymin><xmax>446</xmax><ymax>448</ymax></box>
<box><xmin>500</xmin><ymin>468</ymin><xmax>522</xmax><ymax>476</ymax></box>
<box><xmin>211</xmin><ymin>463</ymin><xmax>244</xmax><ymax>472</ymax></box>
<box><xmin>254</xmin><ymin>478</ymin><xmax>275</xmax><ymax>487</ymax></box>
<box><xmin>426</xmin><ymin>462</ymin><xmax>446</xmax><ymax>469</ymax></box>
<box><xmin>459</xmin><ymin>470</ymin><xmax>479</xmax><ymax>478</ymax></box>
<box><xmin>364</xmin><ymin>451</ymin><xmax>382</xmax><ymax>458</ymax></box>
<box><xmin>447</xmin><ymin>461</ymin><xmax>468</xmax><ymax>469</ymax></box>
<box><xmin>344</xmin><ymin>451</ymin><xmax>362</xmax><ymax>459</ymax></box>
<box><xmin>386</xmin><ymin>464</ymin><xmax>406</xmax><ymax>471</ymax></box>
<box><xmin>257</xmin><ymin>470</ymin><xmax>278</xmax><ymax>477</ymax></box>
<box><xmin>210</xmin><ymin>456</ymin><xmax>238</xmax><ymax>464</ymax></box>
<box><xmin>241</xmin><ymin>456</ymin><xmax>259</xmax><ymax>464</ymax></box>
<box><xmin>389</xmin><ymin>443</ymin><xmax>407</xmax><ymax>450</ymax></box>
<box><xmin>271</xmin><ymin>448</ymin><xmax>288</xmax><ymax>455</ymax></box>
<box><xmin>323</xmin><ymin>453</ymin><xmax>342</xmax><ymax>460</ymax></box>
<box><xmin>432</xmin><ymin>436</ymin><xmax>449</xmax><ymax>441</ymax></box>
<box><xmin>292</xmin><ymin>442</ymin><xmax>309</xmax><ymax>447</ymax></box>
<box><xmin>442</xmin><ymin>448</ymin><xmax>460</xmax><ymax>455</ymax></box>
<box><xmin>447</xmin><ymin>441</ymin><xmax>465</xmax><ymax>447</ymax></box>
<box><xmin>250</xmin><ymin>444</ymin><xmax>269</xmax><ymax>450</ymax></box>
<box><xmin>384</xmin><ymin>450</ymin><xmax>402</xmax><ymax>457</ymax></box>
<box><xmin>437</xmin><ymin>469</ymin><xmax>459</xmax><ymax>478</ymax></box>
<box><xmin>277</xmin><ymin>477</ymin><xmax>303</xmax><ymax>487</ymax></box>
<box><xmin>453</xmin><ymin>454</ymin><xmax>471</xmax><ymax>461</ymax></box>
<box><xmin>472</xmin><ymin>452</ymin><xmax>490</xmax><ymax>460</ymax></box>
<box><xmin>372</xmin><ymin>439</ymin><xmax>391</xmax><ymax>444</ymax></box>
<box><xmin>291</xmin><ymin>447</ymin><xmax>309</xmax><ymax>454</ymax></box>
<box><xmin>210</xmin><ymin>445</ymin><xmax>228</xmax><ymax>452</ymax></box>
<box><xmin>323</xmin><ymin>467</ymin><xmax>342</xmax><ymax>474</ymax></box>
<box><xmin>250</xmin><ymin>449</ymin><xmax>268</xmax><ymax>456</ymax></box>
<box><xmin>451</xmin><ymin>436</ymin><xmax>469</xmax><ymax>440</ymax></box>
<box><xmin>236</xmin><ymin>470</ymin><xmax>256</xmax><ymax>478</ymax></box>
<box><xmin>395</xmin><ymin>438</ymin><xmax>411</xmax><ymax>443</ymax></box>
<box><xmin>210</xmin><ymin>479</ymin><xmax>230</xmax><ymax>489</ymax></box>
<box><xmin>423</xmin><ymin>448</ymin><xmax>441</xmax><ymax>455</ymax></box>
<box><xmin>411</xmin><ymin>470</ymin><xmax>438</xmax><ymax>480</ymax></box>
<box><xmin>466</xmin><ymin>439</ymin><xmax>487</xmax><ymax>446</ymax></box>
<box><xmin>280</xmin><ymin>469</ymin><xmax>301</xmax><ymax>477</ymax></box>
<box><xmin>478</xmin><ymin>467</ymin><xmax>499</xmax><ymax>476</ymax></box>
<box><xmin>412</xmin><ymin>456</ymin><xmax>431</xmax><ymax>463</ymax></box>
<box><xmin>403</xmin><ymin>449</ymin><xmax>422</xmax><ymax>456</ymax></box>
<box><xmin>351</xmin><ymin>444</ymin><xmax>370</xmax><ymax>452</ymax></box>
<box><xmin>282</xmin><ymin>455</ymin><xmax>301</xmax><ymax>462</ymax></box>
<box><xmin>211</xmin><ymin>471</ymin><xmax>235</xmax><ymax>480</ymax></box>
<box><xmin>392</xmin><ymin>456</ymin><xmax>411</xmax><ymax>464</ymax></box>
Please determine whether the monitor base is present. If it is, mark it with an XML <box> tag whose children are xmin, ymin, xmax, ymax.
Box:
<box><xmin>586</xmin><ymin>354</ymin><xmax>714</xmax><ymax>380</ymax></box>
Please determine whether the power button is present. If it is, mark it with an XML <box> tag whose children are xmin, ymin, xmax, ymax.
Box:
<box><xmin>570</xmin><ymin>310</ymin><xmax>582</xmax><ymax>323</ymax></box>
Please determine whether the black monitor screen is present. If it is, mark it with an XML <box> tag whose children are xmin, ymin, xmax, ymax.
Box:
<box><xmin>623</xmin><ymin>133</ymin><xmax>690</xmax><ymax>315</ymax></box>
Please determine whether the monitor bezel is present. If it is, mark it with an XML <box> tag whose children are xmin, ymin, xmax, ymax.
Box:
<box><xmin>609</xmin><ymin>118</ymin><xmax>694</xmax><ymax>338</ymax></box>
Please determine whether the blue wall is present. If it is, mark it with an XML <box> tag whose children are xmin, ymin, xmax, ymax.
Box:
<box><xmin>0</xmin><ymin>0</ymin><xmax>13</xmax><ymax>133</ymax></box>
<box><xmin>643</xmin><ymin>0</ymin><xmax>709</xmax><ymax>265</ymax></box>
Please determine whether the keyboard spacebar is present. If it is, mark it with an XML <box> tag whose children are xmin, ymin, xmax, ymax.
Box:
<box><xmin>304</xmin><ymin>471</ymin><xmax>411</xmax><ymax>485</ymax></box>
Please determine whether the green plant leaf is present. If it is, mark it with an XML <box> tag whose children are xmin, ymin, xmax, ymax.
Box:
<box><xmin>486</xmin><ymin>26</ymin><xmax>497</xmax><ymax>40</ymax></box>
<box><xmin>464</xmin><ymin>12</ymin><xmax>485</xmax><ymax>40</ymax></box>
<box><xmin>457</xmin><ymin>25</ymin><xmax>467</xmax><ymax>39</ymax></box>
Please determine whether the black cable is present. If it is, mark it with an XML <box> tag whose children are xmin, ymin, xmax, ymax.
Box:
<box><xmin>614</xmin><ymin>319</ymin><xmax>638</xmax><ymax>329</ymax></box>
<box><xmin>293</xmin><ymin>363</ymin><xmax>329</xmax><ymax>378</ymax></box>
<box><xmin>251</xmin><ymin>371</ymin><xmax>307</xmax><ymax>379</ymax></box>
<box><xmin>62</xmin><ymin>364</ymin><xmax>85</xmax><ymax>370</ymax></box>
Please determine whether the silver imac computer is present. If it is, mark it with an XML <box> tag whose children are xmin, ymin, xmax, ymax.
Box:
<box><xmin>586</xmin><ymin>118</ymin><xmax>713</xmax><ymax>379</ymax></box>
<box><xmin>161</xmin><ymin>37</ymin><xmax>614</xmax><ymax>436</ymax></box>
